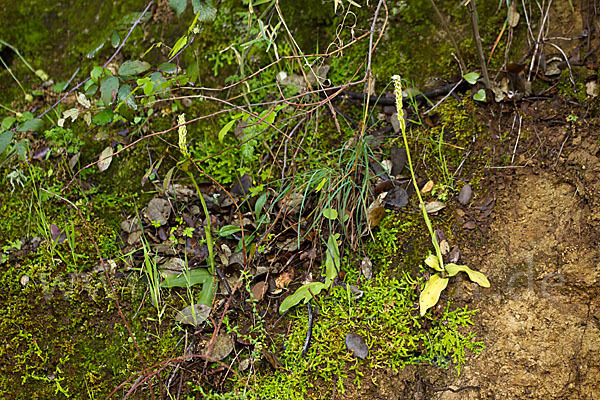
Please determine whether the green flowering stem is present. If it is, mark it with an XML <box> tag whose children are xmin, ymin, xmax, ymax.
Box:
<box><xmin>392</xmin><ymin>75</ymin><xmax>443</xmax><ymax>270</ymax></box>
<box><xmin>186</xmin><ymin>169</ymin><xmax>218</xmax><ymax>306</ymax></box>
<box><xmin>177</xmin><ymin>113</ymin><xmax>217</xmax><ymax>306</ymax></box>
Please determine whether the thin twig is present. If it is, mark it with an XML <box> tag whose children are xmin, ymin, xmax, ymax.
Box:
<box><xmin>511</xmin><ymin>114</ymin><xmax>522</xmax><ymax>164</ymax></box>
<box><xmin>424</xmin><ymin>79</ymin><xmax>463</xmax><ymax>114</ymax></box>
<box><xmin>467</xmin><ymin>0</ymin><xmax>491</xmax><ymax>89</ymax></box>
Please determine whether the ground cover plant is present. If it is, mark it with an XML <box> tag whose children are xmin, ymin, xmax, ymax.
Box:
<box><xmin>1</xmin><ymin>0</ymin><xmax>600</xmax><ymax>399</ymax></box>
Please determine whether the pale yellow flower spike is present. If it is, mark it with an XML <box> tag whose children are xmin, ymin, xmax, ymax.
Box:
<box><xmin>391</xmin><ymin>75</ymin><xmax>405</xmax><ymax>133</ymax></box>
<box><xmin>178</xmin><ymin>113</ymin><xmax>190</xmax><ymax>157</ymax></box>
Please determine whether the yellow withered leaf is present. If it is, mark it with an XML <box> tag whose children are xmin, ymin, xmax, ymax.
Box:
<box><xmin>445</xmin><ymin>264</ymin><xmax>490</xmax><ymax>288</ymax></box>
<box><xmin>424</xmin><ymin>254</ymin><xmax>444</xmax><ymax>272</ymax></box>
<box><xmin>419</xmin><ymin>274</ymin><xmax>449</xmax><ymax>316</ymax></box>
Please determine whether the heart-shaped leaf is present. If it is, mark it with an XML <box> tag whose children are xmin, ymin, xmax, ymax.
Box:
<box><xmin>463</xmin><ymin>72</ymin><xmax>480</xmax><ymax>85</ymax></box>
<box><xmin>419</xmin><ymin>274</ymin><xmax>449</xmax><ymax>316</ymax></box>
<box><xmin>473</xmin><ymin>89</ymin><xmax>486</xmax><ymax>102</ymax></box>
<box><xmin>444</xmin><ymin>264</ymin><xmax>490</xmax><ymax>287</ymax></box>
<box><xmin>169</xmin><ymin>0</ymin><xmax>187</xmax><ymax>16</ymax></box>
<box><xmin>18</xmin><ymin>118</ymin><xmax>44</xmax><ymax>133</ymax></box>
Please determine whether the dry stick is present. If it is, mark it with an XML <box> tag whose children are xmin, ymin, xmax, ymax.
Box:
<box><xmin>429</xmin><ymin>0</ymin><xmax>467</xmax><ymax>72</ymax></box>
<box><xmin>424</xmin><ymin>79</ymin><xmax>463</xmax><ymax>114</ymax></box>
<box><xmin>511</xmin><ymin>113</ymin><xmax>522</xmax><ymax>164</ymax></box>
<box><xmin>527</xmin><ymin>0</ymin><xmax>554</xmax><ymax>82</ymax></box>
<box><xmin>467</xmin><ymin>0</ymin><xmax>491</xmax><ymax>89</ymax></box>
<box><xmin>546</xmin><ymin>41</ymin><xmax>575</xmax><ymax>85</ymax></box>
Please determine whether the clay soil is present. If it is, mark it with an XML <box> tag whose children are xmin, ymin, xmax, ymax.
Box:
<box><xmin>437</xmin><ymin>100</ymin><xmax>600</xmax><ymax>399</ymax></box>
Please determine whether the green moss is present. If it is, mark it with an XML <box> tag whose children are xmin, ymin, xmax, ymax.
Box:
<box><xmin>237</xmin><ymin>266</ymin><xmax>482</xmax><ymax>399</ymax></box>
<box><xmin>557</xmin><ymin>68</ymin><xmax>592</xmax><ymax>105</ymax></box>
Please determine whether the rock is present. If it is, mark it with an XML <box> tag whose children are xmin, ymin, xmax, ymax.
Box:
<box><xmin>120</xmin><ymin>217</ymin><xmax>140</xmax><ymax>233</ymax></box>
<box><xmin>162</xmin><ymin>257</ymin><xmax>186</xmax><ymax>273</ymax></box>
<box><xmin>345</xmin><ymin>332</ymin><xmax>369</xmax><ymax>359</ymax></box>
<box><xmin>390</xmin><ymin>113</ymin><xmax>401</xmax><ymax>133</ymax></box>
<box><xmin>206</xmin><ymin>334</ymin><xmax>234</xmax><ymax>361</ymax></box>
<box><xmin>385</xmin><ymin>186</ymin><xmax>409</xmax><ymax>208</ymax></box>
<box><xmin>425</xmin><ymin>201</ymin><xmax>446</xmax><ymax>214</ymax></box>
<box><xmin>458</xmin><ymin>184</ymin><xmax>473</xmax><ymax>205</ymax></box>
<box><xmin>175</xmin><ymin>304</ymin><xmax>211</xmax><ymax>327</ymax></box>
<box><xmin>145</xmin><ymin>198</ymin><xmax>171</xmax><ymax>226</ymax></box>
<box><xmin>361</xmin><ymin>257</ymin><xmax>373</xmax><ymax>280</ymax></box>
<box><xmin>390</xmin><ymin>146</ymin><xmax>407</xmax><ymax>175</ymax></box>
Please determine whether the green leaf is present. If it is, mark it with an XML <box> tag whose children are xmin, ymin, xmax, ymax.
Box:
<box><xmin>118</xmin><ymin>84</ymin><xmax>137</xmax><ymax>109</ymax></box>
<box><xmin>1</xmin><ymin>116</ymin><xmax>16</xmax><ymax>130</ymax></box>
<box><xmin>13</xmin><ymin>140</ymin><xmax>28</xmax><ymax>161</ymax></box>
<box><xmin>169</xmin><ymin>0</ymin><xmax>187</xmax><ymax>16</ymax></box>
<box><xmin>473</xmin><ymin>89</ymin><xmax>486</xmax><ymax>102</ymax></box>
<box><xmin>90</xmin><ymin>66</ymin><xmax>104</xmax><ymax>83</ymax></box>
<box><xmin>51</xmin><ymin>81</ymin><xmax>68</xmax><ymax>93</ymax></box>
<box><xmin>158</xmin><ymin>62</ymin><xmax>177</xmax><ymax>74</ymax></box>
<box><xmin>463</xmin><ymin>72</ymin><xmax>480</xmax><ymax>85</ymax></box>
<box><xmin>254</xmin><ymin>192</ymin><xmax>268</xmax><ymax>220</ymax></box>
<box><xmin>424</xmin><ymin>254</ymin><xmax>444</xmax><ymax>272</ymax></box>
<box><xmin>118</xmin><ymin>60</ymin><xmax>151</xmax><ymax>76</ymax></box>
<box><xmin>0</xmin><ymin>131</ymin><xmax>14</xmax><ymax>155</ymax></box>
<box><xmin>234</xmin><ymin>234</ymin><xmax>254</xmax><ymax>253</ymax></box>
<box><xmin>17</xmin><ymin>118</ymin><xmax>44</xmax><ymax>132</ymax></box>
<box><xmin>110</xmin><ymin>30</ymin><xmax>120</xmax><ymax>48</ymax></box>
<box><xmin>322</xmin><ymin>207</ymin><xmax>338</xmax><ymax>220</ymax></box>
<box><xmin>324</xmin><ymin>235</ymin><xmax>340</xmax><ymax>287</ymax></box>
<box><xmin>218</xmin><ymin>119</ymin><xmax>236</xmax><ymax>143</ymax></box>
<box><xmin>84</xmin><ymin>80</ymin><xmax>97</xmax><ymax>96</ymax></box>
<box><xmin>92</xmin><ymin>109</ymin><xmax>113</xmax><ymax>125</ymax></box>
<box><xmin>198</xmin><ymin>278</ymin><xmax>217</xmax><ymax>306</ymax></box>
<box><xmin>445</xmin><ymin>264</ymin><xmax>490</xmax><ymax>287</ymax></box>
<box><xmin>169</xmin><ymin>35</ymin><xmax>188</xmax><ymax>58</ymax></box>
<box><xmin>419</xmin><ymin>274</ymin><xmax>449</xmax><ymax>316</ymax></box>
<box><xmin>192</xmin><ymin>0</ymin><xmax>217</xmax><ymax>21</ymax></box>
<box><xmin>279</xmin><ymin>282</ymin><xmax>326</xmax><ymax>313</ymax></box>
<box><xmin>315</xmin><ymin>176</ymin><xmax>328</xmax><ymax>192</ymax></box>
<box><xmin>160</xmin><ymin>268</ymin><xmax>212</xmax><ymax>288</ymax></box>
<box><xmin>143</xmin><ymin>80</ymin><xmax>155</xmax><ymax>96</ymax></box>
<box><xmin>218</xmin><ymin>225</ymin><xmax>242</xmax><ymax>237</ymax></box>
<box><xmin>100</xmin><ymin>76</ymin><xmax>119</xmax><ymax>106</ymax></box>
<box><xmin>163</xmin><ymin>166</ymin><xmax>175</xmax><ymax>193</ymax></box>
